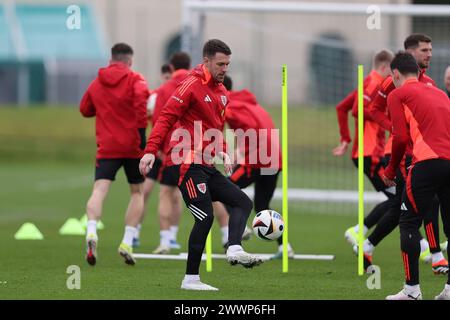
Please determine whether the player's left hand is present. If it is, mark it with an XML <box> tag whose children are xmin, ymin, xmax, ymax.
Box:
<box><xmin>332</xmin><ymin>141</ymin><xmax>349</xmax><ymax>156</ymax></box>
<box><xmin>218</xmin><ymin>151</ymin><xmax>233</xmax><ymax>176</ymax></box>
<box><xmin>139</xmin><ymin>153</ymin><xmax>156</xmax><ymax>176</ymax></box>
<box><xmin>382</xmin><ymin>174</ymin><xmax>396</xmax><ymax>187</ymax></box>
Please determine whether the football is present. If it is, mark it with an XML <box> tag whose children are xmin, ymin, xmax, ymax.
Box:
<box><xmin>252</xmin><ymin>209</ymin><xmax>284</xmax><ymax>241</ymax></box>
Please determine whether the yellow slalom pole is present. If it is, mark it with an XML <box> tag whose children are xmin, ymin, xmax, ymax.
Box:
<box><xmin>282</xmin><ymin>64</ymin><xmax>289</xmax><ymax>273</ymax></box>
<box><xmin>358</xmin><ymin>65</ymin><xmax>365</xmax><ymax>276</ymax></box>
<box><xmin>206</xmin><ymin>230</ymin><xmax>212</xmax><ymax>272</ymax></box>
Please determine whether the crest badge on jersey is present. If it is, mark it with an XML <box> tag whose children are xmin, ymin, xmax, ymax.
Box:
<box><xmin>220</xmin><ymin>95</ymin><xmax>227</xmax><ymax>106</ymax></box>
<box><xmin>197</xmin><ymin>183</ymin><xmax>207</xmax><ymax>194</ymax></box>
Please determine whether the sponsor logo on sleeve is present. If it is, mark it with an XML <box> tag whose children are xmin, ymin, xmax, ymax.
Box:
<box><xmin>172</xmin><ymin>96</ymin><xmax>184</xmax><ymax>104</ymax></box>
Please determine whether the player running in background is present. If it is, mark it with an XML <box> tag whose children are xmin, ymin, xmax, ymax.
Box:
<box><xmin>364</xmin><ymin>34</ymin><xmax>448</xmax><ymax>274</ymax></box>
<box><xmin>384</xmin><ymin>52</ymin><xmax>450</xmax><ymax>300</ymax></box>
<box><xmin>80</xmin><ymin>43</ymin><xmax>150</xmax><ymax>266</ymax></box>
<box><xmin>140</xmin><ymin>39</ymin><xmax>263</xmax><ymax>291</ymax></box>
<box><xmin>133</xmin><ymin>63</ymin><xmax>173</xmax><ymax>248</ymax></box>
<box><xmin>333</xmin><ymin>49</ymin><xmax>395</xmax><ymax>245</ymax></box>
<box><xmin>147</xmin><ymin>52</ymin><xmax>191</xmax><ymax>254</ymax></box>
<box><xmin>222</xmin><ymin>75</ymin><xmax>294</xmax><ymax>259</ymax></box>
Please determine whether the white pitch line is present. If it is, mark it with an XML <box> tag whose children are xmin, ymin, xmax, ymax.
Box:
<box><xmin>243</xmin><ymin>187</ymin><xmax>388</xmax><ymax>203</ymax></box>
<box><xmin>32</xmin><ymin>174</ymin><xmax>385</xmax><ymax>204</ymax></box>
<box><xmin>133</xmin><ymin>252</ymin><xmax>335</xmax><ymax>261</ymax></box>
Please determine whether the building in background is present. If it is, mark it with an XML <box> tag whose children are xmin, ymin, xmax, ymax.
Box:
<box><xmin>0</xmin><ymin>0</ymin><xmax>449</xmax><ymax>106</ymax></box>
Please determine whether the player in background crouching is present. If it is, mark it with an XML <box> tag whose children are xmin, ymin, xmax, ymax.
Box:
<box><xmin>80</xmin><ymin>43</ymin><xmax>150</xmax><ymax>266</ymax></box>
<box><xmin>384</xmin><ymin>52</ymin><xmax>450</xmax><ymax>300</ymax></box>
<box><xmin>221</xmin><ymin>75</ymin><xmax>294</xmax><ymax>259</ymax></box>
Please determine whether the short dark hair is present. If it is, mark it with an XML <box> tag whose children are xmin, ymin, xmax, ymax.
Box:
<box><xmin>223</xmin><ymin>75</ymin><xmax>233</xmax><ymax>91</ymax></box>
<box><xmin>404</xmin><ymin>33</ymin><xmax>432</xmax><ymax>50</ymax></box>
<box><xmin>390</xmin><ymin>51</ymin><xmax>419</xmax><ymax>76</ymax></box>
<box><xmin>373</xmin><ymin>49</ymin><xmax>394</xmax><ymax>68</ymax></box>
<box><xmin>169</xmin><ymin>52</ymin><xmax>191</xmax><ymax>71</ymax></box>
<box><xmin>111</xmin><ymin>43</ymin><xmax>133</xmax><ymax>58</ymax></box>
<box><xmin>161</xmin><ymin>63</ymin><xmax>171</xmax><ymax>74</ymax></box>
<box><xmin>202</xmin><ymin>39</ymin><xmax>232</xmax><ymax>58</ymax></box>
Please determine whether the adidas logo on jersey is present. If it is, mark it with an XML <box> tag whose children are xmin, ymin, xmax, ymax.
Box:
<box><xmin>401</xmin><ymin>203</ymin><xmax>408</xmax><ymax>211</ymax></box>
<box><xmin>204</xmin><ymin>95</ymin><xmax>212</xmax><ymax>102</ymax></box>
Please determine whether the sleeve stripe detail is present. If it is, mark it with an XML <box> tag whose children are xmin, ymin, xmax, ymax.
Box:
<box><xmin>178</xmin><ymin>77</ymin><xmax>198</xmax><ymax>97</ymax></box>
<box><xmin>382</xmin><ymin>77</ymin><xmax>393</xmax><ymax>91</ymax></box>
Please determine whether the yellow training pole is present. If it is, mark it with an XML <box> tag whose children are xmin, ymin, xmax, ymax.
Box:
<box><xmin>206</xmin><ymin>230</ymin><xmax>212</xmax><ymax>272</ymax></box>
<box><xmin>282</xmin><ymin>64</ymin><xmax>289</xmax><ymax>273</ymax></box>
<box><xmin>358</xmin><ymin>64</ymin><xmax>365</xmax><ymax>276</ymax></box>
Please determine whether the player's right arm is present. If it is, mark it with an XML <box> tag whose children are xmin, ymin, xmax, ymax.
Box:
<box><xmin>139</xmin><ymin>79</ymin><xmax>195</xmax><ymax>175</ymax></box>
<box><xmin>133</xmin><ymin>74</ymin><xmax>150</xmax><ymax>150</ymax></box>
<box><xmin>333</xmin><ymin>90</ymin><xmax>355</xmax><ymax>156</ymax></box>
<box><xmin>80</xmin><ymin>89</ymin><xmax>96</xmax><ymax>117</ymax></box>
<box><xmin>370</xmin><ymin>79</ymin><xmax>393</xmax><ymax>132</ymax></box>
<box><xmin>384</xmin><ymin>89</ymin><xmax>409</xmax><ymax>181</ymax></box>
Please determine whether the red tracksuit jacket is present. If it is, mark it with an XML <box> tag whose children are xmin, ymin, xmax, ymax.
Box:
<box><xmin>145</xmin><ymin>64</ymin><xmax>228</xmax><ymax>166</ymax></box>
<box><xmin>80</xmin><ymin>62</ymin><xmax>149</xmax><ymax>159</ymax></box>
<box><xmin>384</xmin><ymin>79</ymin><xmax>450</xmax><ymax>180</ymax></box>
<box><xmin>225</xmin><ymin>89</ymin><xmax>281</xmax><ymax>169</ymax></box>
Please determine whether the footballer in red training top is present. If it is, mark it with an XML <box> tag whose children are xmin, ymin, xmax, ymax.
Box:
<box><xmin>80</xmin><ymin>43</ymin><xmax>149</xmax><ymax>267</ymax></box>
<box><xmin>140</xmin><ymin>39</ymin><xmax>263</xmax><ymax>291</ymax></box>
<box><xmin>369</xmin><ymin>34</ymin><xmax>445</xmax><ymax>266</ymax></box>
<box><xmin>384</xmin><ymin>52</ymin><xmax>450</xmax><ymax>301</ymax></box>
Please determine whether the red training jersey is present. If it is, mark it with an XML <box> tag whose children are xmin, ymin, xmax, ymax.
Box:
<box><xmin>145</xmin><ymin>64</ymin><xmax>228</xmax><ymax>166</ymax></box>
<box><xmin>335</xmin><ymin>70</ymin><xmax>386</xmax><ymax>159</ymax></box>
<box><xmin>370</xmin><ymin>69</ymin><xmax>436</xmax><ymax>155</ymax></box>
<box><xmin>80</xmin><ymin>62</ymin><xmax>149</xmax><ymax>159</ymax></box>
<box><xmin>384</xmin><ymin>79</ymin><xmax>450</xmax><ymax>179</ymax></box>
<box><xmin>225</xmin><ymin>89</ymin><xmax>282</xmax><ymax>170</ymax></box>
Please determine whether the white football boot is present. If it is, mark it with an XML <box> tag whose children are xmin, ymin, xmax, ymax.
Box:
<box><xmin>181</xmin><ymin>280</ymin><xmax>219</xmax><ymax>291</ymax></box>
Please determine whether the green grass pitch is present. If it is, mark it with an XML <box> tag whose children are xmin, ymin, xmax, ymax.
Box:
<box><xmin>0</xmin><ymin>107</ymin><xmax>447</xmax><ymax>299</ymax></box>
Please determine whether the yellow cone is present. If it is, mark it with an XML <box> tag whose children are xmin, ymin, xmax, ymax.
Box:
<box><xmin>14</xmin><ymin>223</ymin><xmax>44</xmax><ymax>240</ymax></box>
<box><xmin>59</xmin><ymin>218</ymin><xmax>85</xmax><ymax>235</ymax></box>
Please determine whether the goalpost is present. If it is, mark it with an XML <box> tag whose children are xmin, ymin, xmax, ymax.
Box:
<box><xmin>135</xmin><ymin>1</ymin><xmax>450</xmax><ymax>268</ymax></box>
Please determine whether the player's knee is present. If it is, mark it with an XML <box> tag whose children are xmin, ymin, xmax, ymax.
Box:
<box><xmin>192</xmin><ymin>213</ymin><xmax>214</xmax><ymax>234</ymax></box>
<box><xmin>129</xmin><ymin>183</ymin><xmax>143</xmax><ymax>195</ymax></box>
<box><xmin>399</xmin><ymin>215</ymin><xmax>421</xmax><ymax>233</ymax></box>
<box><xmin>142</xmin><ymin>180</ymin><xmax>154</xmax><ymax>198</ymax></box>
<box><xmin>172</xmin><ymin>189</ymin><xmax>182</xmax><ymax>203</ymax></box>
<box><xmin>92</xmin><ymin>186</ymin><xmax>109</xmax><ymax>200</ymax></box>
<box><xmin>159</xmin><ymin>186</ymin><xmax>172</xmax><ymax>199</ymax></box>
<box><xmin>240</xmin><ymin>193</ymin><xmax>253</xmax><ymax>214</ymax></box>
